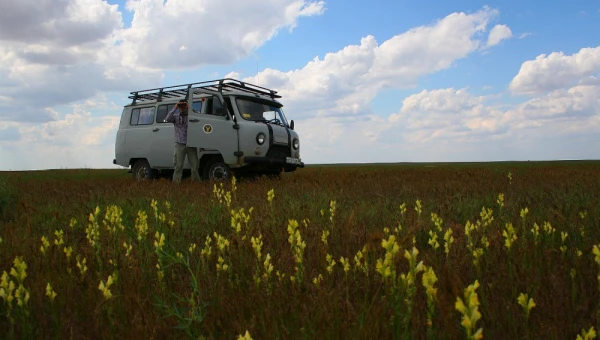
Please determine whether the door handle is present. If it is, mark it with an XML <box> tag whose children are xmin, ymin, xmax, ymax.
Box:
<box><xmin>189</xmin><ymin>119</ymin><xmax>199</xmax><ymax>122</ymax></box>
<box><xmin>152</xmin><ymin>128</ymin><xmax>159</xmax><ymax>132</ymax></box>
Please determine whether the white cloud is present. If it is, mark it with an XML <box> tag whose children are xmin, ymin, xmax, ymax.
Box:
<box><xmin>0</xmin><ymin>0</ymin><xmax>122</xmax><ymax>46</ymax></box>
<box><xmin>118</xmin><ymin>0</ymin><xmax>325</xmax><ymax>69</ymax></box>
<box><xmin>290</xmin><ymin>80</ymin><xmax>600</xmax><ymax>163</ymax></box>
<box><xmin>242</xmin><ymin>6</ymin><xmax>502</xmax><ymax>118</ymax></box>
<box><xmin>387</xmin><ymin>88</ymin><xmax>509</xmax><ymax>144</ymax></box>
<box><xmin>518</xmin><ymin>32</ymin><xmax>532</xmax><ymax>39</ymax></box>
<box><xmin>509</xmin><ymin>46</ymin><xmax>600</xmax><ymax>95</ymax></box>
<box><xmin>486</xmin><ymin>24</ymin><xmax>512</xmax><ymax>47</ymax></box>
<box><xmin>0</xmin><ymin>99</ymin><xmax>121</xmax><ymax>170</ymax></box>
<box><xmin>0</xmin><ymin>0</ymin><xmax>326</xmax><ymax>123</ymax></box>
<box><xmin>224</xmin><ymin>71</ymin><xmax>241</xmax><ymax>80</ymax></box>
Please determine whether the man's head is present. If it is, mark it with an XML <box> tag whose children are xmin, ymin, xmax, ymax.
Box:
<box><xmin>177</xmin><ymin>100</ymin><xmax>189</xmax><ymax>115</ymax></box>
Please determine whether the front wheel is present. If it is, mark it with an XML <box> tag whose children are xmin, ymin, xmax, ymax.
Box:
<box><xmin>132</xmin><ymin>159</ymin><xmax>153</xmax><ymax>181</ymax></box>
<box><xmin>203</xmin><ymin>158</ymin><xmax>231</xmax><ymax>181</ymax></box>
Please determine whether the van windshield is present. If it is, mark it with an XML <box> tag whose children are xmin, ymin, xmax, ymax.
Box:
<box><xmin>235</xmin><ymin>97</ymin><xmax>289</xmax><ymax>127</ymax></box>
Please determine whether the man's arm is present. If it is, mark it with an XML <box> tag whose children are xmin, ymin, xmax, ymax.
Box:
<box><xmin>164</xmin><ymin>106</ymin><xmax>178</xmax><ymax>123</ymax></box>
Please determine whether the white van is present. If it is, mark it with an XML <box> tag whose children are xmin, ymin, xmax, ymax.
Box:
<box><xmin>113</xmin><ymin>78</ymin><xmax>304</xmax><ymax>180</ymax></box>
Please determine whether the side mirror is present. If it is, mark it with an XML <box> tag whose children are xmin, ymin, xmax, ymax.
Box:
<box><xmin>290</xmin><ymin>120</ymin><xmax>294</xmax><ymax>130</ymax></box>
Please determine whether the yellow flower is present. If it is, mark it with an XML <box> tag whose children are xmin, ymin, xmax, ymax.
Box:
<box><xmin>576</xmin><ymin>326</ymin><xmax>597</xmax><ymax>340</ymax></box>
<box><xmin>543</xmin><ymin>221</ymin><xmax>555</xmax><ymax>235</ymax></box>
<box><xmin>0</xmin><ymin>271</ymin><xmax>16</xmax><ymax>308</ymax></box>
<box><xmin>267</xmin><ymin>189</ymin><xmax>275</xmax><ymax>204</ymax></box>
<box><xmin>399</xmin><ymin>203</ymin><xmax>407</xmax><ymax>216</ymax></box>
<box><xmin>153</xmin><ymin>231</ymin><xmax>165</xmax><ymax>251</ymax></box>
<box><xmin>340</xmin><ymin>257</ymin><xmax>350</xmax><ymax>273</ymax></box>
<box><xmin>321</xmin><ymin>229</ymin><xmax>330</xmax><ymax>245</ymax></box>
<box><xmin>313</xmin><ymin>274</ymin><xmax>324</xmax><ymax>286</ymax></box>
<box><xmin>64</xmin><ymin>246</ymin><xmax>73</xmax><ymax>261</ymax></box>
<box><xmin>326</xmin><ymin>254</ymin><xmax>336</xmax><ymax>274</ymax></box>
<box><xmin>135</xmin><ymin>210</ymin><xmax>149</xmax><ymax>241</ymax></box>
<box><xmin>496</xmin><ymin>193</ymin><xmax>504</xmax><ymax>208</ymax></box>
<box><xmin>263</xmin><ymin>253</ymin><xmax>274</xmax><ymax>279</ymax></box>
<box><xmin>502</xmin><ymin>223</ymin><xmax>517</xmax><ymax>250</ymax></box>
<box><xmin>217</xmin><ymin>256</ymin><xmax>229</xmax><ymax>272</ymax></box>
<box><xmin>428</xmin><ymin>230</ymin><xmax>440</xmax><ymax>250</ymax></box>
<box><xmin>10</xmin><ymin>257</ymin><xmax>27</xmax><ymax>284</ymax></box>
<box><xmin>455</xmin><ymin>280</ymin><xmax>483</xmax><ymax>340</ymax></box>
<box><xmin>46</xmin><ymin>282</ymin><xmax>57</xmax><ymax>302</ymax></box>
<box><xmin>431</xmin><ymin>212</ymin><xmax>443</xmax><ymax>232</ymax></box>
<box><xmin>86</xmin><ymin>207</ymin><xmax>101</xmax><ymax>248</ymax></box>
<box><xmin>98</xmin><ymin>276</ymin><xmax>114</xmax><ymax>300</ymax></box>
<box><xmin>415</xmin><ymin>199</ymin><xmax>422</xmax><ymax>217</ymax></box>
<box><xmin>237</xmin><ymin>330</ymin><xmax>253</xmax><ymax>340</ymax></box>
<box><xmin>40</xmin><ymin>236</ymin><xmax>50</xmax><ymax>255</ymax></box>
<box><xmin>123</xmin><ymin>242</ymin><xmax>133</xmax><ymax>257</ymax></box>
<box><xmin>444</xmin><ymin>228</ymin><xmax>454</xmax><ymax>256</ymax></box>
<box><xmin>76</xmin><ymin>255</ymin><xmax>88</xmax><ymax>278</ymax></box>
<box><xmin>14</xmin><ymin>285</ymin><xmax>30</xmax><ymax>307</ymax></box>
<box><xmin>593</xmin><ymin>245</ymin><xmax>600</xmax><ymax>266</ymax></box>
<box><xmin>329</xmin><ymin>200</ymin><xmax>336</xmax><ymax>222</ymax></box>
<box><xmin>517</xmin><ymin>293</ymin><xmax>535</xmax><ymax>318</ymax></box>
<box><xmin>520</xmin><ymin>207</ymin><xmax>529</xmax><ymax>219</ymax></box>
<box><xmin>422</xmin><ymin>267</ymin><xmax>438</xmax><ymax>299</ymax></box>
<box><xmin>531</xmin><ymin>223</ymin><xmax>540</xmax><ymax>244</ymax></box>
<box><xmin>251</xmin><ymin>235</ymin><xmax>263</xmax><ymax>261</ymax></box>
<box><xmin>104</xmin><ymin>204</ymin><xmax>124</xmax><ymax>233</ymax></box>
<box><xmin>54</xmin><ymin>229</ymin><xmax>64</xmax><ymax>246</ymax></box>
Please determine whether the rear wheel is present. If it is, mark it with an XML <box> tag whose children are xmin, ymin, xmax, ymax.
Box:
<box><xmin>132</xmin><ymin>159</ymin><xmax>153</xmax><ymax>181</ymax></box>
<box><xmin>203</xmin><ymin>158</ymin><xmax>231</xmax><ymax>181</ymax></box>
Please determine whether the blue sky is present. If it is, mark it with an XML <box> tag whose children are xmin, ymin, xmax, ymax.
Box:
<box><xmin>0</xmin><ymin>0</ymin><xmax>599</xmax><ymax>169</ymax></box>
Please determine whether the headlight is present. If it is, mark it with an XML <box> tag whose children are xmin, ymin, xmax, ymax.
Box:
<box><xmin>256</xmin><ymin>133</ymin><xmax>266</xmax><ymax>145</ymax></box>
<box><xmin>293</xmin><ymin>138</ymin><xmax>299</xmax><ymax>150</ymax></box>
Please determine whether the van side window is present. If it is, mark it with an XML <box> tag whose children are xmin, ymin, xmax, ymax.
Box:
<box><xmin>207</xmin><ymin>96</ymin><xmax>226</xmax><ymax>116</ymax></box>
<box><xmin>130</xmin><ymin>109</ymin><xmax>140</xmax><ymax>125</ymax></box>
<box><xmin>156</xmin><ymin>104</ymin><xmax>175</xmax><ymax>123</ymax></box>
<box><xmin>192</xmin><ymin>101</ymin><xmax>202</xmax><ymax>113</ymax></box>
<box><xmin>130</xmin><ymin>107</ymin><xmax>155</xmax><ymax>126</ymax></box>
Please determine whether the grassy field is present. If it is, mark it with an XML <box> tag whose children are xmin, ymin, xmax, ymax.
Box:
<box><xmin>0</xmin><ymin>161</ymin><xmax>599</xmax><ymax>339</ymax></box>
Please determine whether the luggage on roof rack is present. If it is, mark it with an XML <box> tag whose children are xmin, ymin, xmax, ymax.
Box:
<box><xmin>128</xmin><ymin>78</ymin><xmax>281</xmax><ymax>105</ymax></box>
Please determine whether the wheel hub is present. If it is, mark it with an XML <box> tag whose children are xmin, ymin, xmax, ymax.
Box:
<box><xmin>136</xmin><ymin>166</ymin><xmax>149</xmax><ymax>181</ymax></box>
<box><xmin>210</xmin><ymin>164</ymin><xmax>229</xmax><ymax>180</ymax></box>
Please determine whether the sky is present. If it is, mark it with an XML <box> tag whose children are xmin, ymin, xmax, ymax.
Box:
<box><xmin>0</xmin><ymin>0</ymin><xmax>599</xmax><ymax>170</ymax></box>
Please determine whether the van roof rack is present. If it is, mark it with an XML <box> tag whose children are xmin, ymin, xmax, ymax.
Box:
<box><xmin>128</xmin><ymin>78</ymin><xmax>281</xmax><ymax>105</ymax></box>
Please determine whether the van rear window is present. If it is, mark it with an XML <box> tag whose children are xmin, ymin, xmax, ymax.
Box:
<box><xmin>130</xmin><ymin>107</ymin><xmax>155</xmax><ymax>126</ymax></box>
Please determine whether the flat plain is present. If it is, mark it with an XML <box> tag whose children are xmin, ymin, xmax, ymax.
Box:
<box><xmin>0</xmin><ymin>160</ymin><xmax>599</xmax><ymax>339</ymax></box>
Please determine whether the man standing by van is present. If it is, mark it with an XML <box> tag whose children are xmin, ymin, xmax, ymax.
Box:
<box><xmin>164</xmin><ymin>100</ymin><xmax>201</xmax><ymax>183</ymax></box>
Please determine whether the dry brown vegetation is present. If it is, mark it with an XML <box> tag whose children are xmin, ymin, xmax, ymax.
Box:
<box><xmin>0</xmin><ymin>161</ymin><xmax>599</xmax><ymax>339</ymax></box>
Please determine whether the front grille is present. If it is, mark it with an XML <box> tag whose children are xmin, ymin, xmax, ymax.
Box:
<box><xmin>266</xmin><ymin>145</ymin><xmax>291</xmax><ymax>159</ymax></box>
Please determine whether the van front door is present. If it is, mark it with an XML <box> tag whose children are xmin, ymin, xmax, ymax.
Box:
<box><xmin>186</xmin><ymin>96</ymin><xmax>240</xmax><ymax>165</ymax></box>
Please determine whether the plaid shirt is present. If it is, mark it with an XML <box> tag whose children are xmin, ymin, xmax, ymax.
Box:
<box><xmin>164</xmin><ymin>107</ymin><xmax>188</xmax><ymax>144</ymax></box>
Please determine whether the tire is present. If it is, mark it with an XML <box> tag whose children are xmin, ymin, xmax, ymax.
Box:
<box><xmin>203</xmin><ymin>158</ymin><xmax>231</xmax><ymax>181</ymax></box>
<box><xmin>132</xmin><ymin>159</ymin><xmax>154</xmax><ymax>181</ymax></box>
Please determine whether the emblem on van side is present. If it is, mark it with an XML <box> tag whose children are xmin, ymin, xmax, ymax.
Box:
<box><xmin>203</xmin><ymin>124</ymin><xmax>213</xmax><ymax>134</ymax></box>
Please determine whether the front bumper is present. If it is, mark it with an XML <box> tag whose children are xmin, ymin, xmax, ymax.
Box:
<box><xmin>244</xmin><ymin>156</ymin><xmax>305</xmax><ymax>168</ymax></box>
